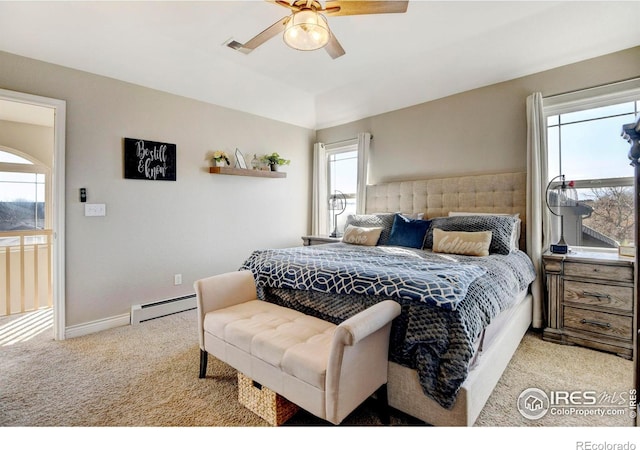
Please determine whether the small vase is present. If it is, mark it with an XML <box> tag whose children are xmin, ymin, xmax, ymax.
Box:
<box><xmin>215</xmin><ymin>160</ymin><xmax>225</xmax><ymax>167</ymax></box>
<box><xmin>270</xmin><ymin>163</ymin><xmax>279</xmax><ymax>172</ymax></box>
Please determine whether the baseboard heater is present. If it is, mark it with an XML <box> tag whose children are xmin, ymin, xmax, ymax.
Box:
<box><xmin>130</xmin><ymin>294</ymin><xmax>196</xmax><ymax>325</ymax></box>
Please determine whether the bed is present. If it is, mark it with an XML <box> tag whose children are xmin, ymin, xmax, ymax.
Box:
<box><xmin>240</xmin><ymin>171</ymin><xmax>536</xmax><ymax>426</ymax></box>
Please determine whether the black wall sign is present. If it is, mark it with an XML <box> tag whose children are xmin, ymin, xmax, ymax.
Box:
<box><xmin>124</xmin><ymin>138</ymin><xmax>176</xmax><ymax>181</ymax></box>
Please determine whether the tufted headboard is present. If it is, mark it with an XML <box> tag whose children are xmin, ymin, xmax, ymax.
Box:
<box><xmin>365</xmin><ymin>171</ymin><xmax>527</xmax><ymax>249</ymax></box>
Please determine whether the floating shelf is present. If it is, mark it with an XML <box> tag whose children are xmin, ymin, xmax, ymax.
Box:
<box><xmin>209</xmin><ymin>167</ymin><xmax>286</xmax><ymax>178</ymax></box>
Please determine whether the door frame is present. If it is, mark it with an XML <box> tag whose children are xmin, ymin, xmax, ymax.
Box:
<box><xmin>0</xmin><ymin>88</ymin><xmax>66</xmax><ymax>340</ymax></box>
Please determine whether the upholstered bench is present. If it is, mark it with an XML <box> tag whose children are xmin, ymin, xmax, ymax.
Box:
<box><xmin>195</xmin><ymin>270</ymin><xmax>401</xmax><ymax>425</ymax></box>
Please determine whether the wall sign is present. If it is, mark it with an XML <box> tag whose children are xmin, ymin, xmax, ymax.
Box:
<box><xmin>124</xmin><ymin>137</ymin><xmax>176</xmax><ymax>181</ymax></box>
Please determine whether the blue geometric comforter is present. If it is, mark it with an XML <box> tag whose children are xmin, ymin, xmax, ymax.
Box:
<box><xmin>240</xmin><ymin>243</ymin><xmax>536</xmax><ymax>410</ymax></box>
<box><xmin>241</xmin><ymin>245</ymin><xmax>486</xmax><ymax>310</ymax></box>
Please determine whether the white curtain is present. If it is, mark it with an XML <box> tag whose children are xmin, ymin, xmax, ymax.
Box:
<box><xmin>312</xmin><ymin>142</ymin><xmax>328</xmax><ymax>236</ymax></box>
<box><xmin>526</xmin><ymin>92</ymin><xmax>550</xmax><ymax>329</ymax></box>
<box><xmin>356</xmin><ymin>132</ymin><xmax>371</xmax><ymax>214</ymax></box>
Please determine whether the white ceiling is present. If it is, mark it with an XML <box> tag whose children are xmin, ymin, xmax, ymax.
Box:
<box><xmin>0</xmin><ymin>1</ymin><xmax>639</xmax><ymax>130</ymax></box>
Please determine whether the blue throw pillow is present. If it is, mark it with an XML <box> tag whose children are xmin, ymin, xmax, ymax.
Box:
<box><xmin>387</xmin><ymin>214</ymin><xmax>432</xmax><ymax>249</ymax></box>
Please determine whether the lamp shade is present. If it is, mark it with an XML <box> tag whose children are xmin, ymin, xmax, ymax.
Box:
<box><xmin>546</xmin><ymin>175</ymin><xmax>578</xmax><ymax>215</ymax></box>
<box><xmin>283</xmin><ymin>10</ymin><xmax>330</xmax><ymax>51</ymax></box>
<box><xmin>329</xmin><ymin>190</ymin><xmax>347</xmax><ymax>238</ymax></box>
<box><xmin>545</xmin><ymin>174</ymin><xmax>578</xmax><ymax>251</ymax></box>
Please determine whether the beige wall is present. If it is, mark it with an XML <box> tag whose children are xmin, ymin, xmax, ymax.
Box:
<box><xmin>317</xmin><ymin>46</ymin><xmax>640</xmax><ymax>185</ymax></box>
<box><xmin>0</xmin><ymin>51</ymin><xmax>314</xmax><ymax>327</ymax></box>
<box><xmin>0</xmin><ymin>120</ymin><xmax>53</xmax><ymax>166</ymax></box>
<box><xmin>1</xmin><ymin>46</ymin><xmax>638</xmax><ymax>328</ymax></box>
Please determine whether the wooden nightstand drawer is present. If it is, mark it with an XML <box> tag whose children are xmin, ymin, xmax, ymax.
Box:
<box><xmin>543</xmin><ymin>251</ymin><xmax>634</xmax><ymax>359</ymax></box>
<box><xmin>563</xmin><ymin>280</ymin><xmax>633</xmax><ymax>312</ymax></box>
<box><xmin>563</xmin><ymin>306</ymin><xmax>632</xmax><ymax>340</ymax></box>
<box><xmin>563</xmin><ymin>261</ymin><xmax>633</xmax><ymax>283</ymax></box>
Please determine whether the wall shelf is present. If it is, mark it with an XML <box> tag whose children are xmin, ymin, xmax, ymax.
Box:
<box><xmin>209</xmin><ymin>167</ymin><xmax>286</xmax><ymax>178</ymax></box>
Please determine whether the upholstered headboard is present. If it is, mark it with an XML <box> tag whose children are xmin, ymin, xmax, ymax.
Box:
<box><xmin>365</xmin><ymin>171</ymin><xmax>527</xmax><ymax>249</ymax></box>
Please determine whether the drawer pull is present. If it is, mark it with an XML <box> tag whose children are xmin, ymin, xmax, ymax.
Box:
<box><xmin>582</xmin><ymin>291</ymin><xmax>611</xmax><ymax>300</ymax></box>
<box><xmin>580</xmin><ymin>318</ymin><xmax>612</xmax><ymax>329</ymax></box>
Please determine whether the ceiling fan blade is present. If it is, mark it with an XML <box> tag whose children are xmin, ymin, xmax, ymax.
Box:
<box><xmin>324</xmin><ymin>1</ymin><xmax>408</xmax><ymax>16</ymax></box>
<box><xmin>242</xmin><ymin>16</ymin><xmax>290</xmax><ymax>51</ymax></box>
<box><xmin>324</xmin><ymin>33</ymin><xmax>346</xmax><ymax>59</ymax></box>
<box><xmin>267</xmin><ymin>0</ymin><xmax>300</xmax><ymax>12</ymax></box>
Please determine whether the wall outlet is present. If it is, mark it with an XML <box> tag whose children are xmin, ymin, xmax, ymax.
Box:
<box><xmin>84</xmin><ymin>203</ymin><xmax>106</xmax><ymax>217</ymax></box>
<box><xmin>174</xmin><ymin>274</ymin><xmax>182</xmax><ymax>286</ymax></box>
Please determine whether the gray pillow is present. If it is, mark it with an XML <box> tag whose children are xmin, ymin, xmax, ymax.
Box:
<box><xmin>423</xmin><ymin>215</ymin><xmax>520</xmax><ymax>255</ymax></box>
<box><xmin>345</xmin><ymin>213</ymin><xmax>395</xmax><ymax>245</ymax></box>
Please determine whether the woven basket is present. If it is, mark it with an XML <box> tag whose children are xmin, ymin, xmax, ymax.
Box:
<box><xmin>237</xmin><ymin>372</ymin><xmax>299</xmax><ymax>426</ymax></box>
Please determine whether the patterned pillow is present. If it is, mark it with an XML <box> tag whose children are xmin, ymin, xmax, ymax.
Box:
<box><xmin>448</xmin><ymin>212</ymin><xmax>521</xmax><ymax>250</ymax></box>
<box><xmin>432</xmin><ymin>228</ymin><xmax>492</xmax><ymax>257</ymax></box>
<box><xmin>342</xmin><ymin>225</ymin><xmax>383</xmax><ymax>246</ymax></box>
<box><xmin>424</xmin><ymin>215</ymin><xmax>520</xmax><ymax>255</ymax></box>
<box><xmin>345</xmin><ymin>213</ymin><xmax>395</xmax><ymax>245</ymax></box>
<box><xmin>387</xmin><ymin>213</ymin><xmax>432</xmax><ymax>249</ymax></box>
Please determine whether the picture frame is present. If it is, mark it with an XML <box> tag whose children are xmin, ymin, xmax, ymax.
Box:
<box><xmin>235</xmin><ymin>148</ymin><xmax>247</xmax><ymax>169</ymax></box>
<box><xmin>123</xmin><ymin>137</ymin><xmax>176</xmax><ymax>181</ymax></box>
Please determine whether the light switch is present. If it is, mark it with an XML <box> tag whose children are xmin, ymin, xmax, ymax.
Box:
<box><xmin>84</xmin><ymin>203</ymin><xmax>106</xmax><ymax>217</ymax></box>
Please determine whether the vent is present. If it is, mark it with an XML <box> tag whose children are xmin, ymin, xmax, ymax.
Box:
<box><xmin>130</xmin><ymin>294</ymin><xmax>196</xmax><ymax>325</ymax></box>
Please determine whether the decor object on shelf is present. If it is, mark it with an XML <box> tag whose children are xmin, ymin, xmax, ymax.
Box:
<box><xmin>212</xmin><ymin>150</ymin><xmax>230</xmax><ymax>167</ymax></box>
<box><xmin>251</xmin><ymin>154</ymin><xmax>260</xmax><ymax>170</ymax></box>
<box><xmin>225</xmin><ymin>0</ymin><xmax>408</xmax><ymax>60</ymax></box>
<box><xmin>262</xmin><ymin>152</ymin><xmax>290</xmax><ymax>172</ymax></box>
<box><xmin>329</xmin><ymin>190</ymin><xmax>347</xmax><ymax>238</ymax></box>
<box><xmin>235</xmin><ymin>148</ymin><xmax>247</xmax><ymax>169</ymax></box>
<box><xmin>545</xmin><ymin>174</ymin><xmax>578</xmax><ymax>254</ymax></box>
<box><xmin>124</xmin><ymin>137</ymin><xmax>176</xmax><ymax>181</ymax></box>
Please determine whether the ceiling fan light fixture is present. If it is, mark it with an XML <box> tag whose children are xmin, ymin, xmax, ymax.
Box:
<box><xmin>283</xmin><ymin>10</ymin><xmax>330</xmax><ymax>51</ymax></box>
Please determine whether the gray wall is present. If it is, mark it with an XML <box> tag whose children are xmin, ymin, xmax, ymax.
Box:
<box><xmin>317</xmin><ymin>46</ymin><xmax>640</xmax><ymax>185</ymax></box>
<box><xmin>0</xmin><ymin>51</ymin><xmax>315</xmax><ymax>327</ymax></box>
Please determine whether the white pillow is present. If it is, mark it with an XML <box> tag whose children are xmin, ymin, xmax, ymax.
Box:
<box><xmin>342</xmin><ymin>225</ymin><xmax>383</xmax><ymax>246</ymax></box>
<box><xmin>432</xmin><ymin>228</ymin><xmax>492</xmax><ymax>257</ymax></box>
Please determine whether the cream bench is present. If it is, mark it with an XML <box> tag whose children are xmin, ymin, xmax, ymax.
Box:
<box><xmin>195</xmin><ymin>270</ymin><xmax>401</xmax><ymax>425</ymax></box>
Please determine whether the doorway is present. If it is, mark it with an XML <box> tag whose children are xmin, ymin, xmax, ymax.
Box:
<box><xmin>0</xmin><ymin>89</ymin><xmax>66</xmax><ymax>340</ymax></box>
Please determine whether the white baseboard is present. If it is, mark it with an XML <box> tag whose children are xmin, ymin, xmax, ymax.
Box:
<box><xmin>64</xmin><ymin>313</ymin><xmax>130</xmax><ymax>339</ymax></box>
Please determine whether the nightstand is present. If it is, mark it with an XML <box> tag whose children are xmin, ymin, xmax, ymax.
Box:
<box><xmin>301</xmin><ymin>235</ymin><xmax>342</xmax><ymax>246</ymax></box>
<box><xmin>542</xmin><ymin>250</ymin><xmax>635</xmax><ymax>359</ymax></box>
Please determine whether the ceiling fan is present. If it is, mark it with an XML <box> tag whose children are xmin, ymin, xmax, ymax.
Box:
<box><xmin>226</xmin><ymin>0</ymin><xmax>409</xmax><ymax>59</ymax></box>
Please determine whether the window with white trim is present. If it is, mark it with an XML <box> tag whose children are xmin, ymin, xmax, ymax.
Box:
<box><xmin>326</xmin><ymin>144</ymin><xmax>358</xmax><ymax>235</ymax></box>
<box><xmin>545</xmin><ymin>84</ymin><xmax>639</xmax><ymax>249</ymax></box>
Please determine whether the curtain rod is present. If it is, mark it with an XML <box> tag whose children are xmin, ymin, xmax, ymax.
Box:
<box><xmin>544</xmin><ymin>76</ymin><xmax>640</xmax><ymax>99</ymax></box>
<box><xmin>326</xmin><ymin>134</ymin><xmax>373</xmax><ymax>146</ymax></box>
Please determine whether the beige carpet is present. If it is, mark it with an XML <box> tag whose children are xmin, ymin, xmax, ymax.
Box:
<box><xmin>0</xmin><ymin>308</ymin><xmax>634</xmax><ymax>428</ymax></box>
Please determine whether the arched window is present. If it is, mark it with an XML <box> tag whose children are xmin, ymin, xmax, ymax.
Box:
<box><xmin>0</xmin><ymin>146</ymin><xmax>51</xmax><ymax>231</ymax></box>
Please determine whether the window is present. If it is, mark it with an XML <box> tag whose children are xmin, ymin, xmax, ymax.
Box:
<box><xmin>0</xmin><ymin>148</ymin><xmax>50</xmax><ymax>232</ymax></box>
<box><xmin>312</xmin><ymin>133</ymin><xmax>370</xmax><ymax>236</ymax></box>
<box><xmin>326</xmin><ymin>147</ymin><xmax>357</xmax><ymax>235</ymax></box>
<box><xmin>545</xmin><ymin>89</ymin><xmax>639</xmax><ymax>249</ymax></box>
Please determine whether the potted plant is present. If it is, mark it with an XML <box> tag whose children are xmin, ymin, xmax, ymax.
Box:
<box><xmin>212</xmin><ymin>150</ymin><xmax>230</xmax><ymax>167</ymax></box>
<box><xmin>261</xmin><ymin>152</ymin><xmax>290</xmax><ymax>172</ymax></box>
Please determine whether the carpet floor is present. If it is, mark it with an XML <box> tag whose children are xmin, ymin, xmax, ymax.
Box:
<box><xmin>0</xmin><ymin>308</ymin><xmax>634</xmax><ymax>428</ymax></box>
